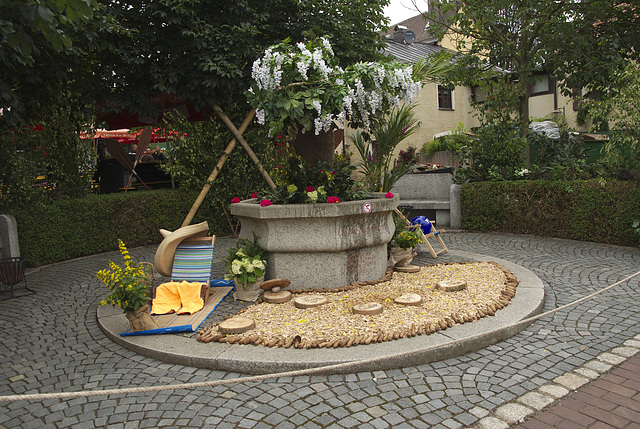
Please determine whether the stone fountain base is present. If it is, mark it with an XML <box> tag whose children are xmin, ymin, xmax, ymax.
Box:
<box><xmin>230</xmin><ymin>193</ymin><xmax>398</xmax><ymax>289</ymax></box>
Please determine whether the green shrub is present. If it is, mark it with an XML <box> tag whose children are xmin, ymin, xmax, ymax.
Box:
<box><xmin>7</xmin><ymin>188</ymin><xmax>236</xmax><ymax>267</ymax></box>
<box><xmin>461</xmin><ymin>179</ymin><xmax>640</xmax><ymax>247</ymax></box>
<box><xmin>422</xmin><ymin>123</ymin><xmax>472</xmax><ymax>158</ymax></box>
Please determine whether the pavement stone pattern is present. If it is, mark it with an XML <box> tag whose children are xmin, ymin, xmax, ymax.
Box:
<box><xmin>0</xmin><ymin>232</ymin><xmax>639</xmax><ymax>428</ymax></box>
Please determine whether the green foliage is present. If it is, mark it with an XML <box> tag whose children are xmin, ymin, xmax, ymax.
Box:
<box><xmin>450</xmin><ymin>78</ymin><xmax>526</xmax><ymax>183</ymax></box>
<box><xmin>587</xmin><ymin>62</ymin><xmax>640</xmax><ymax>174</ymax></box>
<box><xmin>7</xmin><ymin>188</ymin><xmax>222</xmax><ymax>267</ymax></box>
<box><xmin>350</xmin><ymin>104</ymin><xmax>420</xmax><ymax>192</ymax></box>
<box><xmin>259</xmin><ymin>152</ymin><xmax>369</xmax><ymax>204</ymax></box>
<box><xmin>422</xmin><ymin>123</ymin><xmax>471</xmax><ymax>158</ymax></box>
<box><xmin>97</xmin><ymin>239</ymin><xmax>153</xmax><ymax>313</ymax></box>
<box><xmin>160</xmin><ymin>112</ymin><xmax>277</xmax><ymax>230</ymax></box>
<box><xmin>0</xmin><ymin>0</ymin><xmax>101</xmax><ymax>125</ymax></box>
<box><xmin>0</xmin><ymin>109</ymin><xmax>94</xmax><ymax>210</ymax></box>
<box><xmin>455</xmin><ymin>122</ymin><xmax>526</xmax><ymax>183</ymax></box>
<box><xmin>633</xmin><ymin>220</ymin><xmax>640</xmax><ymax>247</ymax></box>
<box><xmin>461</xmin><ymin>180</ymin><xmax>640</xmax><ymax>247</ymax></box>
<box><xmin>223</xmin><ymin>234</ymin><xmax>267</xmax><ymax>288</ymax></box>
<box><xmin>390</xmin><ymin>229</ymin><xmax>423</xmax><ymax>250</ymax></box>
<box><xmin>529</xmin><ymin>129</ymin><xmax>591</xmax><ymax>180</ymax></box>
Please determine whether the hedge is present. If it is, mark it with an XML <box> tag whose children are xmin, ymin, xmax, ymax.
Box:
<box><xmin>461</xmin><ymin>179</ymin><xmax>640</xmax><ymax>247</ymax></box>
<box><xmin>7</xmin><ymin>188</ymin><xmax>236</xmax><ymax>267</ymax></box>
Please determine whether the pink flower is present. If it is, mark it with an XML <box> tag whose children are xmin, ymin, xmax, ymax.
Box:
<box><xmin>251</xmin><ymin>192</ymin><xmax>258</xmax><ymax>198</ymax></box>
<box><xmin>231</xmin><ymin>197</ymin><xmax>241</xmax><ymax>203</ymax></box>
<box><xmin>260</xmin><ymin>199</ymin><xmax>272</xmax><ymax>207</ymax></box>
<box><xmin>385</xmin><ymin>192</ymin><xmax>394</xmax><ymax>198</ymax></box>
<box><xmin>327</xmin><ymin>196</ymin><xmax>341</xmax><ymax>203</ymax></box>
<box><xmin>306</xmin><ymin>186</ymin><xmax>314</xmax><ymax>192</ymax></box>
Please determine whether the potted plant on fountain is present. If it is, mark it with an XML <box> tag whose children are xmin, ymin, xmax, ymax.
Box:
<box><xmin>388</xmin><ymin>217</ymin><xmax>424</xmax><ymax>267</ymax></box>
<box><xmin>224</xmin><ymin>234</ymin><xmax>267</xmax><ymax>302</ymax></box>
<box><xmin>97</xmin><ymin>240</ymin><xmax>158</xmax><ymax>332</ymax></box>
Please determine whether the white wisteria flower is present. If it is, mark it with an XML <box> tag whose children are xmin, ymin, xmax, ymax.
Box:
<box><xmin>245</xmin><ymin>38</ymin><xmax>427</xmax><ymax>139</ymax></box>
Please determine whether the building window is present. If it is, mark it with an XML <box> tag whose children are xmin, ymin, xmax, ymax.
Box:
<box><xmin>472</xmin><ymin>86</ymin><xmax>487</xmax><ymax>103</ymax></box>
<box><xmin>530</xmin><ymin>74</ymin><xmax>554</xmax><ymax>96</ymax></box>
<box><xmin>438</xmin><ymin>85</ymin><xmax>453</xmax><ymax>110</ymax></box>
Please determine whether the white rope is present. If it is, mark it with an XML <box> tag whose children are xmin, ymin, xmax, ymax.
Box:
<box><xmin>1</xmin><ymin>270</ymin><xmax>638</xmax><ymax>403</ymax></box>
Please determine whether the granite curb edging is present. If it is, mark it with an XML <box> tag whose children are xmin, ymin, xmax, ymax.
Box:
<box><xmin>97</xmin><ymin>250</ymin><xmax>545</xmax><ymax>375</ymax></box>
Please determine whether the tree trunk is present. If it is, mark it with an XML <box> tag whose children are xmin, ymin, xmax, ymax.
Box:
<box><xmin>518</xmin><ymin>85</ymin><xmax>531</xmax><ymax>166</ymax></box>
<box><xmin>293</xmin><ymin>129</ymin><xmax>335</xmax><ymax>165</ymax></box>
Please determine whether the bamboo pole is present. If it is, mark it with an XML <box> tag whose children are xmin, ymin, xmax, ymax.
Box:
<box><xmin>212</xmin><ymin>104</ymin><xmax>277</xmax><ymax>190</ymax></box>
<box><xmin>181</xmin><ymin>110</ymin><xmax>255</xmax><ymax>227</ymax></box>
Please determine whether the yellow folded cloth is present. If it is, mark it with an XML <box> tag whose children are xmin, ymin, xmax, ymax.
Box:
<box><xmin>176</xmin><ymin>281</ymin><xmax>205</xmax><ymax>314</ymax></box>
<box><xmin>151</xmin><ymin>281</ymin><xmax>205</xmax><ymax>315</ymax></box>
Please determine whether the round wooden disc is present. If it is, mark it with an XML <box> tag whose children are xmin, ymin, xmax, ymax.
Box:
<box><xmin>435</xmin><ymin>279</ymin><xmax>467</xmax><ymax>292</ymax></box>
<box><xmin>263</xmin><ymin>290</ymin><xmax>293</xmax><ymax>304</ymax></box>
<box><xmin>218</xmin><ymin>317</ymin><xmax>256</xmax><ymax>334</ymax></box>
<box><xmin>260</xmin><ymin>278</ymin><xmax>291</xmax><ymax>291</ymax></box>
<box><xmin>352</xmin><ymin>302</ymin><xmax>384</xmax><ymax>315</ymax></box>
<box><xmin>396</xmin><ymin>265</ymin><xmax>420</xmax><ymax>273</ymax></box>
<box><xmin>293</xmin><ymin>295</ymin><xmax>328</xmax><ymax>309</ymax></box>
<box><xmin>394</xmin><ymin>293</ymin><xmax>423</xmax><ymax>306</ymax></box>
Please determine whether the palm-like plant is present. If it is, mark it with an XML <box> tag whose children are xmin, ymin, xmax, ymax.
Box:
<box><xmin>350</xmin><ymin>103</ymin><xmax>419</xmax><ymax>192</ymax></box>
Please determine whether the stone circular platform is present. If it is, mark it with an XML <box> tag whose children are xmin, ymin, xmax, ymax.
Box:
<box><xmin>97</xmin><ymin>251</ymin><xmax>544</xmax><ymax>375</ymax></box>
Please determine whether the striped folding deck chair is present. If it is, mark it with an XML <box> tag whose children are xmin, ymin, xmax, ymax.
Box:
<box><xmin>171</xmin><ymin>236</ymin><xmax>216</xmax><ymax>302</ymax></box>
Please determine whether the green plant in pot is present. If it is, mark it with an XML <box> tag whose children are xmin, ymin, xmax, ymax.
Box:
<box><xmin>388</xmin><ymin>216</ymin><xmax>423</xmax><ymax>267</ymax></box>
<box><xmin>350</xmin><ymin>103</ymin><xmax>420</xmax><ymax>192</ymax></box>
<box><xmin>224</xmin><ymin>234</ymin><xmax>267</xmax><ymax>302</ymax></box>
<box><xmin>97</xmin><ymin>239</ymin><xmax>158</xmax><ymax>332</ymax></box>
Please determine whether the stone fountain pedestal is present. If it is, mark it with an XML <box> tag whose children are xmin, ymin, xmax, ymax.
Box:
<box><xmin>230</xmin><ymin>193</ymin><xmax>398</xmax><ymax>289</ymax></box>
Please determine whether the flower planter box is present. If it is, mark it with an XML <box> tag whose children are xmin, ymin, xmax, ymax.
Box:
<box><xmin>230</xmin><ymin>193</ymin><xmax>398</xmax><ymax>289</ymax></box>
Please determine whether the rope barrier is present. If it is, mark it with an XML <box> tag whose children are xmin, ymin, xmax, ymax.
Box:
<box><xmin>1</xmin><ymin>270</ymin><xmax>638</xmax><ymax>403</ymax></box>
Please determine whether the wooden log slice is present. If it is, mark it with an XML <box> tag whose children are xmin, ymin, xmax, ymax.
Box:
<box><xmin>395</xmin><ymin>265</ymin><xmax>421</xmax><ymax>273</ymax></box>
<box><xmin>263</xmin><ymin>290</ymin><xmax>293</xmax><ymax>304</ymax></box>
<box><xmin>293</xmin><ymin>295</ymin><xmax>328</xmax><ymax>309</ymax></box>
<box><xmin>218</xmin><ymin>317</ymin><xmax>256</xmax><ymax>334</ymax></box>
<box><xmin>394</xmin><ymin>293</ymin><xmax>423</xmax><ymax>306</ymax></box>
<box><xmin>352</xmin><ymin>302</ymin><xmax>384</xmax><ymax>315</ymax></box>
<box><xmin>435</xmin><ymin>279</ymin><xmax>468</xmax><ymax>292</ymax></box>
<box><xmin>260</xmin><ymin>278</ymin><xmax>291</xmax><ymax>291</ymax></box>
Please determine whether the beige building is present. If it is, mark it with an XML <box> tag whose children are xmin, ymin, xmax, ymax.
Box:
<box><xmin>383</xmin><ymin>15</ymin><xmax>588</xmax><ymax>158</ymax></box>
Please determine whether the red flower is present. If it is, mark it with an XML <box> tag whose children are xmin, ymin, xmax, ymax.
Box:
<box><xmin>260</xmin><ymin>199</ymin><xmax>272</xmax><ymax>207</ymax></box>
<box><xmin>327</xmin><ymin>196</ymin><xmax>341</xmax><ymax>203</ymax></box>
<box><xmin>231</xmin><ymin>197</ymin><xmax>241</xmax><ymax>203</ymax></box>
<box><xmin>385</xmin><ymin>192</ymin><xmax>394</xmax><ymax>198</ymax></box>
<box><xmin>251</xmin><ymin>192</ymin><xmax>258</xmax><ymax>198</ymax></box>
<box><xmin>306</xmin><ymin>186</ymin><xmax>314</xmax><ymax>192</ymax></box>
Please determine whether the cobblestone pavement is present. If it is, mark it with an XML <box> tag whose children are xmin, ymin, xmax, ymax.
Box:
<box><xmin>0</xmin><ymin>232</ymin><xmax>639</xmax><ymax>429</ymax></box>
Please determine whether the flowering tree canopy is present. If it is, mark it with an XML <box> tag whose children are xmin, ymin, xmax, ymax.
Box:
<box><xmin>245</xmin><ymin>38</ymin><xmax>430</xmax><ymax>139</ymax></box>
